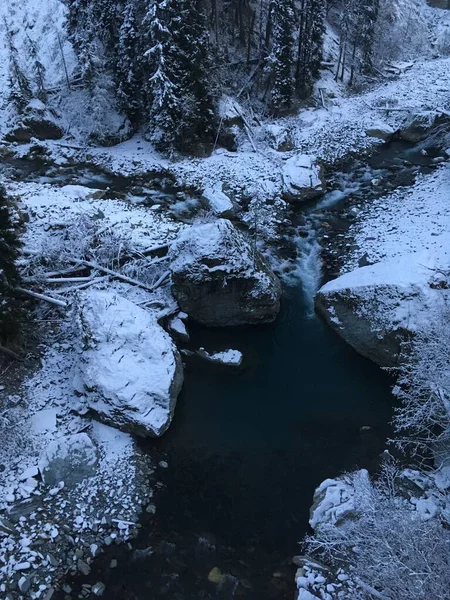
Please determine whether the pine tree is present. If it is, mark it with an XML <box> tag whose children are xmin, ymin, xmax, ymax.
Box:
<box><xmin>0</xmin><ymin>188</ymin><xmax>21</xmax><ymax>341</ymax></box>
<box><xmin>269</xmin><ymin>0</ymin><xmax>295</xmax><ymax>113</ymax></box>
<box><xmin>115</xmin><ymin>0</ymin><xmax>145</xmax><ymax>124</ymax></box>
<box><xmin>66</xmin><ymin>0</ymin><xmax>97</xmax><ymax>85</ymax></box>
<box><xmin>4</xmin><ymin>20</ymin><xmax>32</xmax><ymax>113</ymax></box>
<box><xmin>295</xmin><ymin>0</ymin><xmax>326</xmax><ymax>98</ymax></box>
<box><xmin>146</xmin><ymin>0</ymin><xmax>216</xmax><ymax>152</ymax></box>
<box><xmin>359</xmin><ymin>0</ymin><xmax>380</xmax><ymax>75</ymax></box>
<box><xmin>26</xmin><ymin>36</ymin><xmax>47</xmax><ymax>101</ymax></box>
<box><xmin>145</xmin><ymin>0</ymin><xmax>181</xmax><ymax>149</ymax></box>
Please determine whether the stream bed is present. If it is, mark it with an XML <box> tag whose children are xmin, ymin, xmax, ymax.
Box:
<box><xmin>5</xmin><ymin>138</ymin><xmax>440</xmax><ymax>600</ymax></box>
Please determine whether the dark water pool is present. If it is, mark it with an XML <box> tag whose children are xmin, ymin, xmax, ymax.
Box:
<box><xmin>62</xmin><ymin>284</ymin><xmax>394</xmax><ymax>600</ymax></box>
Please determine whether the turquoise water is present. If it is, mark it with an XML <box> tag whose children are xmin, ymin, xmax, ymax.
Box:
<box><xmin>68</xmin><ymin>284</ymin><xmax>394</xmax><ymax>600</ymax></box>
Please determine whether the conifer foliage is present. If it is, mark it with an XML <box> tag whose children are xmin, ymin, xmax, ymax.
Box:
<box><xmin>269</xmin><ymin>0</ymin><xmax>295</xmax><ymax>113</ymax></box>
<box><xmin>64</xmin><ymin>0</ymin><xmax>329</xmax><ymax>149</ymax></box>
<box><xmin>0</xmin><ymin>188</ymin><xmax>21</xmax><ymax>341</ymax></box>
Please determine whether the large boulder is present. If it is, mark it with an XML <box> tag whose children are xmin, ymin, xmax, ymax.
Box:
<box><xmin>315</xmin><ymin>255</ymin><xmax>447</xmax><ymax>367</ymax></box>
<box><xmin>5</xmin><ymin>99</ymin><xmax>63</xmax><ymax>143</ymax></box>
<box><xmin>77</xmin><ymin>290</ymin><xmax>184</xmax><ymax>437</ymax></box>
<box><xmin>169</xmin><ymin>219</ymin><xmax>282</xmax><ymax>326</ymax></box>
<box><xmin>398</xmin><ymin>111</ymin><xmax>450</xmax><ymax>143</ymax></box>
<box><xmin>282</xmin><ymin>154</ymin><xmax>326</xmax><ymax>202</ymax></box>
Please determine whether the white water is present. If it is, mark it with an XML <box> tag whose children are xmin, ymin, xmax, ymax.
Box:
<box><xmin>289</xmin><ymin>226</ymin><xmax>323</xmax><ymax>317</ymax></box>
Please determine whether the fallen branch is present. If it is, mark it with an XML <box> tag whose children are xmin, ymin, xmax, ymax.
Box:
<box><xmin>58</xmin><ymin>276</ymin><xmax>109</xmax><ymax>293</ymax></box>
<box><xmin>67</xmin><ymin>259</ymin><xmax>171</xmax><ymax>293</ymax></box>
<box><xmin>16</xmin><ymin>287</ymin><xmax>68</xmax><ymax>308</ymax></box>
<box><xmin>0</xmin><ymin>345</ymin><xmax>22</xmax><ymax>361</ymax></box>
<box><xmin>44</xmin><ymin>276</ymin><xmax>95</xmax><ymax>284</ymax></box>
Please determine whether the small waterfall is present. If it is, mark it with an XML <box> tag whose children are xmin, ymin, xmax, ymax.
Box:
<box><xmin>291</xmin><ymin>226</ymin><xmax>323</xmax><ymax>317</ymax></box>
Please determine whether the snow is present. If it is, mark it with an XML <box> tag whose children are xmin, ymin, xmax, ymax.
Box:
<box><xmin>282</xmin><ymin>154</ymin><xmax>325</xmax><ymax>200</ymax></box>
<box><xmin>170</xmin><ymin>219</ymin><xmax>255</xmax><ymax>277</ymax></box>
<box><xmin>78</xmin><ymin>290</ymin><xmax>183</xmax><ymax>437</ymax></box>
<box><xmin>31</xmin><ymin>408</ymin><xmax>58</xmax><ymax>433</ymax></box>
<box><xmin>202</xmin><ymin>185</ymin><xmax>234</xmax><ymax>216</ymax></box>
<box><xmin>201</xmin><ymin>349</ymin><xmax>243</xmax><ymax>367</ymax></box>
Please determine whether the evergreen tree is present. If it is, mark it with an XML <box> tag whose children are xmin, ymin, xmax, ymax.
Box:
<box><xmin>359</xmin><ymin>0</ymin><xmax>380</xmax><ymax>74</ymax></box>
<box><xmin>0</xmin><ymin>188</ymin><xmax>21</xmax><ymax>341</ymax></box>
<box><xmin>146</xmin><ymin>0</ymin><xmax>216</xmax><ymax>152</ymax></box>
<box><xmin>145</xmin><ymin>0</ymin><xmax>181</xmax><ymax>149</ymax></box>
<box><xmin>66</xmin><ymin>0</ymin><xmax>97</xmax><ymax>85</ymax></box>
<box><xmin>115</xmin><ymin>0</ymin><xmax>145</xmax><ymax>123</ymax></box>
<box><xmin>269</xmin><ymin>0</ymin><xmax>295</xmax><ymax>113</ymax></box>
<box><xmin>295</xmin><ymin>0</ymin><xmax>326</xmax><ymax>98</ymax></box>
<box><xmin>26</xmin><ymin>36</ymin><xmax>47</xmax><ymax>101</ymax></box>
<box><xmin>4</xmin><ymin>20</ymin><xmax>32</xmax><ymax>113</ymax></box>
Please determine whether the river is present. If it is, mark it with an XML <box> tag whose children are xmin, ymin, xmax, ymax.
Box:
<box><xmin>4</xmin><ymin>138</ymin><xmax>438</xmax><ymax>600</ymax></box>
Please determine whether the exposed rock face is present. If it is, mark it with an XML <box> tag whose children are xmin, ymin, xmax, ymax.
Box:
<box><xmin>315</xmin><ymin>256</ymin><xmax>446</xmax><ymax>367</ymax></box>
<box><xmin>38</xmin><ymin>433</ymin><xmax>98</xmax><ymax>487</ymax></box>
<box><xmin>5</xmin><ymin>99</ymin><xmax>63</xmax><ymax>143</ymax></box>
<box><xmin>398</xmin><ymin>111</ymin><xmax>450</xmax><ymax>143</ymax></box>
<box><xmin>282</xmin><ymin>154</ymin><xmax>326</xmax><ymax>202</ymax></box>
<box><xmin>77</xmin><ymin>290</ymin><xmax>184</xmax><ymax>437</ymax></box>
<box><xmin>170</xmin><ymin>219</ymin><xmax>282</xmax><ymax>326</ymax></box>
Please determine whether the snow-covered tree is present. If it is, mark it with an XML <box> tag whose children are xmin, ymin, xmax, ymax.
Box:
<box><xmin>115</xmin><ymin>0</ymin><xmax>145</xmax><ymax>123</ymax></box>
<box><xmin>295</xmin><ymin>0</ymin><xmax>326</xmax><ymax>97</ymax></box>
<box><xmin>268</xmin><ymin>0</ymin><xmax>295</xmax><ymax>113</ymax></box>
<box><xmin>305</xmin><ymin>465</ymin><xmax>450</xmax><ymax>600</ymax></box>
<box><xmin>146</xmin><ymin>0</ymin><xmax>216</xmax><ymax>152</ymax></box>
<box><xmin>392</xmin><ymin>298</ymin><xmax>450</xmax><ymax>462</ymax></box>
<box><xmin>4</xmin><ymin>21</ymin><xmax>32</xmax><ymax>113</ymax></box>
<box><xmin>0</xmin><ymin>188</ymin><xmax>21</xmax><ymax>341</ymax></box>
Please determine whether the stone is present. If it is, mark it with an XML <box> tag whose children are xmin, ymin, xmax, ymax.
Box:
<box><xmin>282</xmin><ymin>154</ymin><xmax>326</xmax><ymax>202</ymax></box>
<box><xmin>365</xmin><ymin>123</ymin><xmax>395</xmax><ymax>141</ymax></box>
<box><xmin>208</xmin><ymin>567</ymin><xmax>223</xmax><ymax>584</ymax></box>
<box><xmin>38</xmin><ymin>434</ymin><xmax>98</xmax><ymax>487</ymax></box>
<box><xmin>202</xmin><ymin>186</ymin><xmax>236</xmax><ymax>218</ymax></box>
<box><xmin>77</xmin><ymin>560</ymin><xmax>91</xmax><ymax>576</ymax></box>
<box><xmin>170</xmin><ymin>220</ymin><xmax>282</xmax><ymax>327</ymax></box>
<box><xmin>92</xmin><ymin>582</ymin><xmax>106</xmax><ymax>596</ymax></box>
<box><xmin>398</xmin><ymin>111</ymin><xmax>450</xmax><ymax>143</ymax></box>
<box><xmin>18</xmin><ymin>576</ymin><xmax>32</xmax><ymax>594</ymax></box>
<box><xmin>315</xmin><ymin>255</ymin><xmax>448</xmax><ymax>367</ymax></box>
<box><xmin>78</xmin><ymin>290</ymin><xmax>184</xmax><ymax>437</ymax></box>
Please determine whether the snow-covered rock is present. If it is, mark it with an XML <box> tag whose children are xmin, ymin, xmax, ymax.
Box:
<box><xmin>365</xmin><ymin>122</ymin><xmax>395</xmax><ymax>141</ymax></box>
<box><xmin>202</xmin><ymin>185</ymin><xmax>235</xmax><ymax>218</ymax></box>
<box><xmin>168</xmin><ymin>314</ymin><xmax>190</xmax><ymax>343</ymax></box>
<box><xmin>198</xmin><ymin>348</ymin><xmax>243</xmax><ymax>367</ymax></box>
<box><xmin>5</xmin><ymin>99</ymin><xmax>63</xmax><ymax>143</ymax></box>
<box><xmin>38</xmin><ymin>433</ymin><xmax>98</xmax><ymax>487</ymax></box>
<box><xmin>77</xmin><ymin>290</ymin><xmax>184</xmax><ymax>437</ymax></box>
<box><xmin>398</xmin><ymin>110</ymin><xmax>450</xmax><ymax>142</ymax></box>
<box><xmin>282</xmin><ymin>154</ymin><xmax>326</xmax><ymax>201</ymax></box>
<box><xmin>315</xmin><ymin>254</ymin><xmax>449</xmax><ymax>367</ymax></box>
<box><xmin>169</xmin><ymin>219</ymin><xmax>282</xmax><ymax>326</ymax></box>
<box><xmin>309</xmin><ymin>473</ymin><xmax>361</xmax><ymax>530</ymax></box>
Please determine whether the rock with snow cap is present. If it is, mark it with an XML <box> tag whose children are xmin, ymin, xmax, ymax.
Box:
<box><xmin>315</xmin><ymin>254</ymin><xmax>450</xmax><ymax>367</ymax></box>
<box><xmin>77</xmin><ymin>290</ymin><xmax>184</xmax><ymax>437</ymax></box>
<box><xmin>282</xmin><ymin>154</ymin><xmax>326</xmax><ymax>202</ymax></box>
<box><xmin>169</xmin><ymin>219</ymin><xmax>281</xmax><ymax>326</ymax></box>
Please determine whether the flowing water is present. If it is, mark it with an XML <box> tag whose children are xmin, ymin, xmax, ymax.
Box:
<box><xmin>5</xmin><ymin>140</ymin><xmax>439</xmax><ymax>599</ymax></box>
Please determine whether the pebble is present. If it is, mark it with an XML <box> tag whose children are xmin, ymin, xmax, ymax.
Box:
<box><xmin>208</xmin><ymin>567</ymin><xmax>223</xmax><ymax>584</ymax></box>
<box><xmin>109</xmin><ymin>559</ymin><xmax>118</xmax><ymax>569</ymax></box>
<box><xmin>92</xmin><ymin>582</ymin><xmax>106</xmax><ymax>596</ymax></box>
<box><xmin>77</xmin><ymin>559</ymin><xmax>91</xmax><ymax>575</ymax></box>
